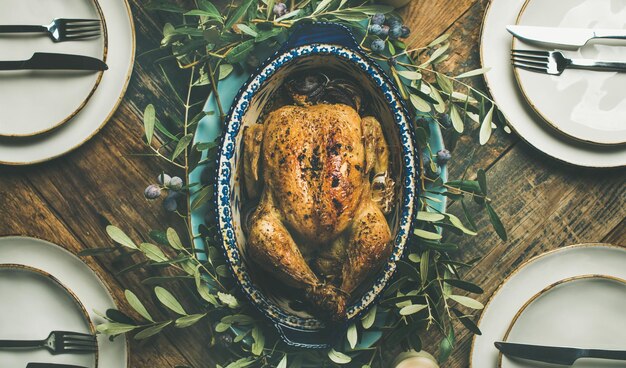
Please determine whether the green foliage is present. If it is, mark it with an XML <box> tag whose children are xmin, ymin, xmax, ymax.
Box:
<box><xmin>86</xmin><ymin>1</ymin><xmax>511</xmax><ymax>366</ymax></box>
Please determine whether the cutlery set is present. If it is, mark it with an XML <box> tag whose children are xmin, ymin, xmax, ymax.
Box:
<box><xmin>508</xmin><ymin>25</ymin><xmax>626</xmax><ymax>74</ymax></box>
<box><xmin>0</xmin><ymin>18</ymin><xmax>105</xmax><ymax>71</ymax></box>
<box><xmin>0</xmin><ymin>330</ymin><xmax>95</xmax><ymax>368</ymax></box>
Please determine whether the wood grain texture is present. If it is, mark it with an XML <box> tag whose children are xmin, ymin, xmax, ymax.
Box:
<box><xmin>0</xmin><ymin>0</ymin><xmax>624</xmax><ymax>367</ymax></box>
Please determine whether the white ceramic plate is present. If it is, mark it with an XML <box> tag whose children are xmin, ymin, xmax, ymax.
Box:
<box><xmin>514</xmin><ymin>0</ymin><xmax>626</xmax><ymax>146</ymax></box>
<box><xmin>0</xmin><ymin>0</ymin><xmax>134</xmax><ymax>165</ymax></box>
<box><xmin>470</xmin><ymin>244</ymin><xmax>626</xmax><ymax>367</ymax></box>
<box><xmin>481</xmin><ymin>0</ymin><xmax>626</xmax><ymax>167</ymax></box>
<box><xmin>0</xmin><ymin>264</ymin><xmax>97</xmax><ymax>367</ymax></box>
<box><xmin>0</xmin><ymin>0</ymin><xmax>106</xmax><ymax>137</ymax></box>
<box><xmin>0</xmin><ymin>236</ymin><xmax>128</xmax><ymax>368</ymax></box>
<box><xmin>500</xmin><ymin>275</ymin><xmax>626</xmax><ymax>368</ymax></box>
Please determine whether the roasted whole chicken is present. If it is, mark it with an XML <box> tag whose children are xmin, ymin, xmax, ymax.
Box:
<box><xmin>243</xmin><ymin>74</ymin><xmax>395</xmax><ymax>321</ymax></box>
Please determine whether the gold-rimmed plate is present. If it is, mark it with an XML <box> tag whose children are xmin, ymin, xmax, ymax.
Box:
<box><xmin>0</xmin><ymin>236</ymin><xmax>128</xmax><ymax>368</ymax></box>
<box><xmin>480</xmin><ymin>0</ymin><xmax>626</xmax><ymax>168</ymax></box>
<box><xmin>499</xmin><ymin>275</ymin><xmax>626</xmax><ymax>368</ymax></box>
<box><xmin>0</xmin><ymin>0</ymin><xmax>107</xmax><ymax>137</ymax></box>
<box><xmin>0</xmin><ymin>0</ymin><xmax>135</xmax><ymax>165</ymax></box>
<box><xmin>0</xmin><ymin>263</ymin><xmax>98</xmax><ymax>367</ymax></box>
<box><xmin>469</xmin><ymin>244</ymin><xmax>626</xmax><ymax>368</ymax></box>
<box><xmin>513</xmin><ymin>0</ymin><xmax>626</xmax><ymax>146</ymax></box>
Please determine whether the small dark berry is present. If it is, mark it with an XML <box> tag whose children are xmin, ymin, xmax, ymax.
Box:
<box><xmin>388</xmin><ymin>57</ymin><xmax>397</xmax><ymax>66</ymax></box>
<box><xmin>163</xmin><ymin>195</ymin><xmax>178</xmax><ymax>212</ymax></box>
<box><xmin>386</xmin><ymin>17</ymin><xmax>401</xmax><ymax>27</ymax></box>
<box><xmin>389</xmin><ymin>24</ymin><xmax>403</xmax><ymax>39</ymax></box>
<box><xmin>400</xmin><ymin>25</ymin><xmax>411</xmax><ymax>38</ymax></box>
<box><xmin>273</xmin><ymin>2</ymin><xmax>287</xmax><ymax>17</ymax></box>
<box><xmin>169</xmin><ymin>176</ymin><xmax>184</xmax><ymax>190</ymax></box>
<box><xmin>369</xmin><ymin>24</ymin><xmax>383</xmax><ymax>36</ymax></box>
<box><xmin>436</xmin><ymin>149</ymin><xmax>452</xmax><ymax>165</ymax></box>
<box><xmin>144</xmin><ymin>184</ymin><xmax>161</xmax><ymax>200</ymax></box>
<box><xmin>157</xmin><ymin>173</ymin><xmax>171</xmax><ymax>186</ymax></box>
<box><xmin>379</xmin><ymin>25</ymin><xmax>390</xmax><ymax>37</ymax></box>
<box><xmin>372</xmin><ymin>13</ymin><xmax>385</xmax><ymax>25</ymax></box>
<box><xmin>371</xmin><ymin>39</ymin><xmax>385</xmax><ymax>53</ymax></box>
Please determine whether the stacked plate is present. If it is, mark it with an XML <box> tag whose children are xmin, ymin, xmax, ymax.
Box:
<box><xmin>0</xmin><ymin>0</ymin><xmax>135</xmax><ymax>165</ymax></box>
<box><xmin>481</xmin><ymin>0</ymin><xmax>626</xmax><ymax>168</ymax></box>
<box><xmin>470</xmin><ymin>244</ymin><xmax>626</xmax><ymax>367</ymax></box>
<box><xmin>0</xmin><ymin>236</ymin><xmax>128</xmax><ymax>367</ymax></box>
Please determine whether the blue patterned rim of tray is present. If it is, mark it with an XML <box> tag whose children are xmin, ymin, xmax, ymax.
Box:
<box><xmin>189</xmin><ymin>22</ymin><xmax>449</xmax><ymax>349</ymax></box>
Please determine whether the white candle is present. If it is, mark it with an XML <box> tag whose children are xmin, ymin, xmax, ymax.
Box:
<box><xmin>393</xmin><ymin>350</ymin><xmax>440</xmax><ymax>368</ymax></box>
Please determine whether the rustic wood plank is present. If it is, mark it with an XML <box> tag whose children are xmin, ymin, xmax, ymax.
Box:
<box><xmin>400</xmin><ymin>0</ymin><xmax>476</xmax><ymax>48</ymax></box>
<box><xmin>602</xmin><ymin>218</ymin><xmax>626</xmax><ymax>246</ymax></box>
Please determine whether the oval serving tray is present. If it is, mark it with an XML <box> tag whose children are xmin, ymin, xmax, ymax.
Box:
<box><xmin>189</xmin><ymin>22</ymin><xmax>448</xmax><ymax>349</ymax></box>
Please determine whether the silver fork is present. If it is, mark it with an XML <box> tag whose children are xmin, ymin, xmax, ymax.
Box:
<box><xmin>0</xmin><ymin>331</ymin><xmax>97</xmax><ymax>354</ymax></box>
<box><xmin>511</xmin><ymin>49</ymin><xmax>626</xmax><ymax>75</ymax></box>
<box><xmin>0</xmin><ymin>18</ymin><xmax>101</xmax><ymax>42</ymax></box>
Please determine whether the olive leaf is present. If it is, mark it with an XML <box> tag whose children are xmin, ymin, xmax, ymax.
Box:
<box><xmin>139</xmin><ymin>243</ymin><xmax>169</xmax><ymax>262</ymax></box>
<box><xmin>410</xmin><ymin>93</ymin><xmax>432</xmax><ymax>113</ymax></box>
<box><xmin>397</xmin><ymin>70</ymin><xmax>422</xmax><ymax>80</ymax></box>
<box><xmin>428</xmin><ymin>34</ymin><xmax>450</xmax><ymax>47</ymax></box>
<box><xmin>413</xmin><ymin>229</ymin><xmax>442</xmax><ymax>240</ymax></box>
<box><xmin>328</xmin><ymin>349</ymin><xmax>352</xmax><ymax>364</ymax></box>
<box><xmin>450</xmin><ymin>105</ymin><xmax>465</xmax><ymax>133</ymax></box>
<box><xmin>166</xmin><ymin>227</ymin><xmax>184</xmax><ymax>250</ymax></box>
<box><xmin>97</xmin><ymin>322</ymin><xmax>137</xmax><ymax>335</ymax></box>
<box><xmin>456</xmin><ymin>67</ymin><xmax>491</xmax><ymax>79</ymax></box>
<box><xmin>486</xmin><ymin>202</ymin><xmax>507</xmax><ymax>241</ymax></box>
<box><xmin>175</xmin><ymin>313</ymin><xmax>207</xmax><ymax>328</ymax></box>
<box><xmin>134</xmin><ymin>321</ymin><xmax>171</xmax><ymax>340</ymax></box>
<box><xmin>225</xmin><ymin>0</ymin><xmax>254</xmax><ymax>29</ymax></box>
<box><xmin>399</xmin><ymin>304</ymin><xmax>427</xmax><ymax>316</ymax></box>
<box><xmin>172</xmin><ymin>134</ymin><xmax>194</xmax><ymax>160</ymax></box>
<box><xmin>347</xmin><ymin>323</ymin><xmax>358</xmax><ymax>349</ymax></box>
<box><xmin>191</xmin><ymin>185</ymin><xmax>214</xmax><ymax>211</ymax></box>
<box><xmin>251</xmin><ymin>326</ymin><xmax>265</xmax><ymax>356</ymax></box>
<box><xmin>438</xmin><ymin>327</ymin><xmax>455</xmax><ymax>362</ymax></box>
<box><xmin>155</xmin><ymin>286</ymin><xmax>187</xmax><ymax>315</ymax></box>
<box><xmin>420</xmin><ymin>251</ymin><xmax>429</xmax><ymax>286</ymax></box>
<box><xmin>451</xmin><ymin>308</ymin><xmax>481</xmax><ymax>335</ymax></box>
<box><xmin>479</xmin><ymin>106</ymin><xmax>494</xmax><ymax>145</ymax></box>
<box><xmin>276</xmin><ymin>355</ymin><xmax>287</xmax><ymax>368</ymax></box>
<box><xmin>416</xmin><ymin>211</ymin><xmax>445</xmax><ymax>222</ymax></box>
<box><xmin>446</xmin><ymin>213</ymin><xmax>478</xmax><ymax>236</ymax></box>
<box><xmin>143</xmin><ymin>104</ymin><xmax>156</xmax><ymax>144</ymax></box>
<box><xmin>125</xmin><ymin>289</ymin><xmax>154</xmax><ymax>322</ymax></box>
<box><xmin>106</xmin><ymin>225</ymin><xmax>137</xmax><ymax>250</ymax></box>
<box><xmin>448</xmin><ymin>294</ymin><xmax>484</xmax><ymax>310</ymax></box>
<box><xmin>361</xmin><ymin>305</ymin><xmax>377</xmax><ymax>329</ymax></box>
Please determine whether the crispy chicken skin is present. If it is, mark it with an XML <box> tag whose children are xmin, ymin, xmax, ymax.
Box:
<box><xmin>243</xmin><ymin>103</ymin><xmax>394</xmax><ymax>320</ymax></box>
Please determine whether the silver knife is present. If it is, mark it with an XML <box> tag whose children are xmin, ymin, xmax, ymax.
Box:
<box><xmin>507</xmin><ymin>25</ymin><xmax>626</xmax><ymax>49</ymax></box>
<box><xmin>26</xmin><ymin>364</ymin><xmax>87</xmax><ymax>368</ymax></box>
<box><xmin>495</xmin><ymin>341</ymin><xmax>626</xmax><ymax>365</ymax></box>
<box><xmin>0</xmin><ymin>52</ymin><xmax>107</xmax><ymax>71</ymax></box>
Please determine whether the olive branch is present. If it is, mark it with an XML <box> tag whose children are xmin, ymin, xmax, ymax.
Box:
<box><xmin>81</xmin><ymin>1</ymin><xmax>508</xmax><ymax>367</ymax></box>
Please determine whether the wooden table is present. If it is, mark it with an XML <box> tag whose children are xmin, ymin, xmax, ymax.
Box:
<box><xmin>0</xmin><ymin>0</ymin><xmax>624</xmax><ymax>366</ymax></box>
